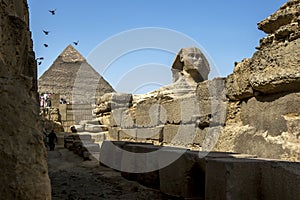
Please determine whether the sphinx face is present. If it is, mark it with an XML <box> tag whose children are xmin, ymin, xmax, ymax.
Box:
<box><xmin>180</xmin><ymin>48</ymin><xmax>205</xmax><ymax>72</ymax></box>
<box><xmin>179</xmin><ymin>48</ymin><xmax>210</xmax><ymax>82</ymax></box>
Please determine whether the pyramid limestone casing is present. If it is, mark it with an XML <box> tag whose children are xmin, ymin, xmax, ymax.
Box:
<box><xmin>38</xmin><ymin>45</ymin><xmax>114</xmax><ymax>104</ymax></box>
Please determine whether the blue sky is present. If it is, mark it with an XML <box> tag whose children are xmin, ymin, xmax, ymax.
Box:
<box><xmin>28</xmin><ymin>0</ymin><xmax>287</xmax><ymax>93</ymax></box>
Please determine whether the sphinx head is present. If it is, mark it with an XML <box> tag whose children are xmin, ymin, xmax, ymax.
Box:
<box><xmin>171</xmin><ymin>47</ymin><xmax>210</xmax><ymax>83</ymax></box>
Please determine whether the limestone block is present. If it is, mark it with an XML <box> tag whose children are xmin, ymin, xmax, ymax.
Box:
<box><xmin>108</xmin><ymin>127</ymin><xmax>119</xmax><ymax>140</ymax></box>
<box><xmin>197</xmin><ymin>99</ymin><xmax>227</xmax><ymax>127</ymax></box>
<box><xmin>136</xmin><ymin>126</ymin><xmax>163</xmax><ymax>141</ymax></box>
<box><xmin>90</xmin><ymin>132</ymin><xmax>107</xmax><ymax>143</ymax></box>
<box><xmin>135</xmin><ymin>98</ymin><xmax>161</xmax><ymax>127</ymax></box>
<box><xmin>197</xmin><ymin>77</ymin><xmax>227</xmax><ymax>100</ymax></box>
<box><xmin>158</xmin><ymin>149</ymin><xmax>205</xmax><ymax>199</ymax></box>
<box><xmin>110</xmin><ymin>108</ymin><xmax>127</xmax><ymax>127</ymax></box>
<box><xmin>83</xmin><ymin>143</ymin><xmax>100</xmax><ymax>153</ymax></box>
<box><xmin>225</xmin><ymin>59</ymin><xmax>254</xmax><ymax>100</ymax></box>
<box><xmin>77</xmin><ymin>133</ymin><xmax>92</xmax><ymax>141</ymax></box>
<box><xmin>163</xmin><ymin>124</ymin><xmax>199</xmax><ymax>146</ymax></box>
<box><xmin>111</xmin><ymin>93</ymin><xmax>133</xmax><ymax>104</ymax></box>
<box><xmin>196</xmin><ymin>78</ymin><xmax>228</xmax><ymax>126</ymax></box>
<box><xmin>205</xmin><ymin>158</ymin><xmax>264</xmax><ymax>200</ymax></box>
<box><xmin>120</xmin><ymin>144</ymin><xmax>161</xmax><ymax>189</ymax></box>
<box><xmin>161</xmin><ymin>96</ymin><xmax>199</xmax><ymax>124</ymax></box>
<box><xmin>56</xmin><ymin>132</ymin><xmax>66</xmax><ymax>145</ymax></box>
<box><xmin>119</xmin><ymin>129</ymin><xmax>137</xmax><ymax>141</ymax></box>
<box><xmin>73</xmin><ymin>124</ymin><xmax>84</xmax><ymax>132</ymax></box>
<box><xmin>160</xmin><ymin>99</ymin><xmax>180</xmax><ymax>124</ymax></box>
<box><xmin>84</xmin><ymin>124</ymin><xmax>106</xmax><ymax>133</ymax></box>
<box><xmin>78</xmin><ymin>132</ymin><xmax>107</xmax><ymax>143</ymax></box>
<box><xmin>79</xmin><ymin>119</ymin><xmax>100</xmax><ymax>125</ymax></box>
<box><xmin>249</xmin><ymin>39</ymin><xmax>300</xmax><ymax>94</ymax></box>
<box><xmin>193</xmin><ymin>128</ymin><xmax>208</xmax><ymax>145</ymax></box>
<box><xmin>259</xmin><ymin>159</ymin><xmax>300</xmax><ymax>200</ymax></box>
<box><xmin>120</xmin><ymin>109</ymin><xmax>135</xmax><ymax>129</ymax></box>
<box><xmin>99</xmin><ymin>140</ymin><xmax>124</xmax><ymax>171</ymax></box>
<box><xmin>240</xmin><ymin>91</ymin><xmax>300</xmax><ymax>136</ymax></box>
<box><xmin>205</xmin><ymin>157</ymin><xmax>300</xmax><ymax>200</ymax></box>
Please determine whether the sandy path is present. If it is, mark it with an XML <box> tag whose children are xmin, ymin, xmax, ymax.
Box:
<box><xmin>47</xmin><ymin>147</ymin><xmax>178</xmax><ymax>200</ymax></box>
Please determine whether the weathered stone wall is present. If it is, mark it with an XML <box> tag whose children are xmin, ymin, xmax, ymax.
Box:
<box><xmin>94</xmin><ymin>0</ymin><xmax>300</xmax><ymax>162</ymax></box>
<box><xmin>0</xmin><ymin>0</ymin><xmax>51</xmax><ymax>198</ymax></box>
<box><xmin>219</xmin><ymin>0</ymin><xmax>300</xmax><ymax>161</ymax></box>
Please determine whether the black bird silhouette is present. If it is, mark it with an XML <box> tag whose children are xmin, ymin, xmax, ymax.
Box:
<box><xmin>73</xmin><ymin>41</ymin><xmax>79</xmax><ymax>45</ymax></box>
<box><xmin>36</xmin><ymin>57</ymin><xmax>44</xmax><ymax>60</ymax></box>
<box><xmin>49</xmin><ymin>9</ymin><xmax>56</xmax><ymax>15</ymax></box>
<box><xmin>38</xmin><ymin>61</ymin><xmax>42</xmax><ymax>66</ymax></box>
<box><xmin>43</xmin><ymin>30</ymin><xmax>50</xmax><ymax>35</ymax></box>
<box><xmin>43</xmin><ymin>44</ymin><xmax>49</xmax><ymax>47</ymax></box>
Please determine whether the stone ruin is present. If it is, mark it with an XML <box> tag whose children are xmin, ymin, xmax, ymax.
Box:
<box><xmin>93</xmin><ymin>0</ymin><xmax>300</xmax><ymax>163</ymax></box>
<box><xmin>1</xmin><ymin>0</ymin><xmax>299</xmax><ymax>199</ymax></box>
<box><xmin>87</xmin><ymin>1</ymin><xmax>300</xmax><ymax>198</ymax></box>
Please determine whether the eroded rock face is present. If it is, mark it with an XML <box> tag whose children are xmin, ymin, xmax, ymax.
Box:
<box><xmin>227</xmin><ymin>0</ymin><xmax>300</xmax><ymax>99</ymax></box>
<box><xmin>0</xmin><ymin>0</ymin><xmax>51</xmax><ymax>198</ymax></box>
<box><xmin>221</xmin><ymin>0</ymin><xmax>300</xmax><ymax>161</ymax></box>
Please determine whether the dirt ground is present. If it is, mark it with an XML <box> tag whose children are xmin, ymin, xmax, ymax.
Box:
<box><xmin>47</xmin><ymin>146</ymin><xmax>179</xmax><ymax>200</ymax></box>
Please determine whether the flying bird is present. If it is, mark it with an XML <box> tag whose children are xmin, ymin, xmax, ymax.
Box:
<box><xmin>73</xmin><ymin>41</ymin><xmax>79</xmax><ymax>46</ymax></box>
<box><xmin>36</xmin><ymin>57</ymin><xmax>44</xmax><ymax>60</ymax></box>
<box><xmin>48</xmin><ymin>9</ymin><xmax>56</xmax><ymax>15</ymax></box>
<box><xmin>43</xmin><ymin>44</ymin><xmax>49</xmax><ymax>47</ymax></box>
<box><xmin>38</xmin><ymin>61</ymin><xmax>42</xmax><ymax>66</ymax></box>
<box><xmin>43</xmin><ymin>30</ymin><xmax>50</xmax><ymax>35</ymax></box>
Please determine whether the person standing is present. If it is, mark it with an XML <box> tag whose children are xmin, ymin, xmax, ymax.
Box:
<box><xmin>48</xmin><ymin>130</ymin><xmax>57</xmax><ymax>151</ymax></box>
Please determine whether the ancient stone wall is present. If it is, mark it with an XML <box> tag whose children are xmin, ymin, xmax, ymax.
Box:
<box><xmin>219</xmin><ymin>0</ymin><xmax>300</xmax><ymax>161</ymax></box>
<box><xmin>0</xmin><ymin>0</ymin><xmax>51</xmax><ymax>198</ymax></box>
<box><xmin>94</xmin><ymin>0</ymin><xmax>300</xmax><ymax>162</ymax></box>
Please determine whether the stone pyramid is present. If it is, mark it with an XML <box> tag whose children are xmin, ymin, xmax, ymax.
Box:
<box><xmin>38</xmin><ymin>45</ymin><xmax>115</xmax><ymax>104</ymax></box>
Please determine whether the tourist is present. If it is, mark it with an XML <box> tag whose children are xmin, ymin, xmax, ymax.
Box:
<box><xmin>60</xmin><ymin>98</ymin><xmax>67</xmax><ymax>104</ymax></box>
<box><xmin>48</xmin><ymin>130</ymin><xmax>57</xmax><ymax>151</ymax></box>
<box><xmin>46</xmin><ymin>96</ymin><xmax>52</xmax><ymax>107</ymax></box>
<box><xmin>70</xmin><ymin>126</ymin><xmax>77</xmax><ymax>133</ymax></box>
<box><xmin>40</xmin><ymin>96</ymin><xmax>45</xmax><ymax>107</ymax></box>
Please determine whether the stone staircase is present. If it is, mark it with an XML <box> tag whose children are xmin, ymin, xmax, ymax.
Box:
<box><xmin>64</xmin><ymin>119</ymin><xmax>108</xmax><ymax>160</ymax></box>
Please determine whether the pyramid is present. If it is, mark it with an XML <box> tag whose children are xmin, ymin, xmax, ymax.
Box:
<box><xmin>38</xmin><ymin>45</ymin><xmax>115</xmax><ymax>104</ymax></box>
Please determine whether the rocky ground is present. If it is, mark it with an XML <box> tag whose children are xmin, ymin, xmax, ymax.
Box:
<box><xmin>47</xmin><ymin>146</ymin><xmax>180</xmax><ymax>200</ymax></box>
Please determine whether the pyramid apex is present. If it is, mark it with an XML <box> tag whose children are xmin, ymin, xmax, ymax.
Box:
<box><xmin>59</xmin><ymin>45</ymin><xmax>85</xmax><ymax>63</ymax></box>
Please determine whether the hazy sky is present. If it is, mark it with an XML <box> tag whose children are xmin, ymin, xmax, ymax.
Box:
<box><xmin>28</xmin><ymin>0</ymin><xmax>287</xmax><ymax>93</ymax></box>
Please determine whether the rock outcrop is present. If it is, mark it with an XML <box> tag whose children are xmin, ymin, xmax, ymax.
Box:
<box><xmin>220</xmin><ymin>0</ymin><xmax>300</xmax><ymax>161</ymax></box>
<box><xmin>0</xmin><ymin>0</ymin><xmax>51</xmax><ymax>198</ymax></box>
